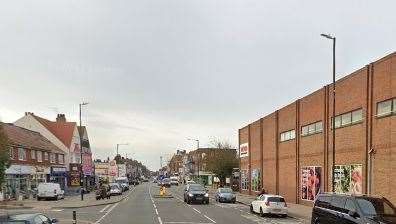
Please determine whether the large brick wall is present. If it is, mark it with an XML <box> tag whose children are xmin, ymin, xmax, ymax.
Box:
<box><xmin>239</xmin><ymin>51</ymin><xmax>396</xmax><ymax>205</ymax></box>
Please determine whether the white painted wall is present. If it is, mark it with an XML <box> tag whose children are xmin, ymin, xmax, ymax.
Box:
<box><xmin>14</xmin><ymin>114</ymin><xmax>72</xmax><ymax>170</ymax></box>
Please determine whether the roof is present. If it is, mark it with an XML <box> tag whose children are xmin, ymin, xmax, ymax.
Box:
<box><xmin>1</xmin><ymin>123</ymin><xmax>64</xmax><ymax>154</ymax></box>
<box><xmin>32</xmin><ymin>114</ymin><xmax>77</xmax><ymax>148</ymax></box>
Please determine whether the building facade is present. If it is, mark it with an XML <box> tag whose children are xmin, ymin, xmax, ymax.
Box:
<box><xmin>2</xmin><ymin>123</ymin><xmax>66</xmax><ymax>199</ymax></box>
<box><xmin>239</xmin><ymin>51</ymin><xmax>396</xmax><ymax>205</ymax></box>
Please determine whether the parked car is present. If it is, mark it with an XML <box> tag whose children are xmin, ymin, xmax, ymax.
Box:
<box><xmin>170</xmin><ymin>176</ymin><xmax>179</xmax><ymax>186</ymax></box>
<box><xmin>162</xmin><ymin>178</ymin><xmax>171</xmax><ymax>188</ymax></box>
<box><xmin>184</xmin><ymin>184</ymin><xmax>209</xmax><ymax>204</ymax></box>
<box><xmin>311</xmin><ymin>193</ymin><xmax>396</xmax><ymax>224</ymax></box>
<box><xmin>250</xmin><ymin>194</ymin><xmax>287</xmax><ymax>217</ymax></box>
<box><xmin>7</xmin><ymin>213</ymin><xmax>58</xmax><ymax>223</ymax></box>
<box><xmin>215</xmin><ymin>187</ymin><xmax>236</xmax><ymax>203</ymax></box>
<box><xmin>186</xmin><ymin>180</ymin><xmax>195</xmax><ymax>184</ymax></box>
<box><xmin>109</xmin><ymin>183</ymin><xmax>122</xmax><ymax>196</ymax></box>
<box><xmin>37</xmin><ymin>183</ymin><xmax>64</xmax><ymax>201</ymax></box>
<box><xmin>115</xmin><ymin>177</ymin><xmax>130</xmax><ymax>192</ymax></box>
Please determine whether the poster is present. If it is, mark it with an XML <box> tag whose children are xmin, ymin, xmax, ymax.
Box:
<box><xmin>240</xmin><ymin>169</ymin><xmax>248</xmax><ymax>190</ymax></box>
<box><xmin>240</xmin><ymin>143</ymin><xmax>249</xmax><ymax>158</ymax></box>
<box><xmin>108</xmin><ymin>160</ymin><xmax>118</xmax><ymax>177</ymax></box>
<box><xmin>251</xmin><ymin>169</ymin><xmax>261</xmax><ymax>192</ymax></box>
<box><xmin>301</xmin><ymin>166</ymin><xmax>321</xmax><ymax>201</ymax></box>
<box><xmin>334</xmin><ymin>164</ymin><xmax>362</xmax><ymax>194</ymax></box>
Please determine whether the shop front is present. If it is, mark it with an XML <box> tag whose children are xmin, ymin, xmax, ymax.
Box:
<box><xmin>50</xmin><ymin>166</ymin><xmax>67</xmax><ymax>190</ymax></box>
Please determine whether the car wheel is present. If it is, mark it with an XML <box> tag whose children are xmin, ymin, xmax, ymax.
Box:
<box><xmin>280</xmin><ymin>214</ymin><xmax>287</xmax><ymax>218</ymax></box>
<box><xmin>260</xmin><ymin>207</ymin><xmax>265</xmax><ymax>217</ymax></box>
<box><xmin>37</xmin><ymin>197</ymin><xmax>41</xmax><ymax>201</ymax></box>
<box><xmin>250</xmin><ymin>204</ymin><xmax>254</xmax><ymax>213</ymax></box>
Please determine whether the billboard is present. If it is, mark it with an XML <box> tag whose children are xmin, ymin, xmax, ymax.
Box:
<box><xmin>82</xmin><ymin>153</ymin><xmax>93</xmax><ymax>176</ymax></box>
<box><xmin>251</xmin><ymin>168</ymin><xmax>261</xmax><ymax>192</ymax></box>
<box><xmin>239</xmin><ymin>143</ymin><xmax>249</xmax><ymax>158</ymax></box>
<box><xmin>301</xmin><ymin>166</ymin><xmax>321</xmax><ymax>201</ymax></box>
<box><xmin>334</xmin><ymin>164</ymin><xmax>362</xmax><ymax>194</ymax></box>
<box><xmin>108</xmin><ymin>160</ymin><xmax>118</xmax><ymax>177</ymax></box>
<box><xmin>118</xmin><ymin>164</ymin><xmax>127</xmax><ymax>177</ymax></box>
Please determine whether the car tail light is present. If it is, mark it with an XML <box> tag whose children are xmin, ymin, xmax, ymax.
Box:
<box><xmin>265</xmin><ymin>201</ymin><xmax>270</xmax><ymax>206</ymax></box>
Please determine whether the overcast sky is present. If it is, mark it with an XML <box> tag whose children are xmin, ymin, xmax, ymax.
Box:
<box><xmin>1</xmin><ymin>1</ymin><xmax>395</xmax><ymax>170</ymax></box>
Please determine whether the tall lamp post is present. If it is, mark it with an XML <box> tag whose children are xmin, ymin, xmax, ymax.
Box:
<box><xmin>321</xmin><ymin>33</ymin><xmax>336</xmax><ymax>192</ymax></box>
<box><xmin>79</xmin><ymin>102</ymin><xmax>89</xmax><ymax>201</ymax></box>
<box><xmin>187</xmin><ymin>138</ymin><xmax>200</xmax><ymax>182</ymax></box>
<box><xmin>116</xmin><ymin>143</ymin><xmax>129</xmax><ymax>177</ymax></box>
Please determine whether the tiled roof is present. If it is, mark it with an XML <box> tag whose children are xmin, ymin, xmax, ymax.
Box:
<box><xmin>1</xmin><ymin>123</ymin><xmax>64</xmax><ymax>154</ymax></box>
<box><xmin>32</xmin><ymin>115</ymin><xmax>77</xmax><ymax>148</ymax></box>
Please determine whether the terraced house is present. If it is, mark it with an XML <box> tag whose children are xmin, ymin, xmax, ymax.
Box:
<box><xmin>239</xmin><ymin>51</ymin><xmax>396</xmax><ymax>206</ymax></box>
<box><xmin>1</xmin><ymin>123</ymin><xmax>65</xmax><ymax>199</ymax></box>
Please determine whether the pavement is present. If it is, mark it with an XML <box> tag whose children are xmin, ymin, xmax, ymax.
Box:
<box><xmin>0</xmin><ymin>183</ymin><xmax>311</xmax><ymax>224</ymax></box>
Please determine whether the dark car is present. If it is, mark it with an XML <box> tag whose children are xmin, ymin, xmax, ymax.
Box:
<box><xmin>312</xmin><ymin>193</ymin><xmax>396</xmax><ymax>224</ymax></box>
<box><xmin>7</xmin><ymin>213</ymin><xmax>58</xmax><ymax>224</ymax></box>
<box><xmin>162</xmin><ymin>178</ymin><xmax>171</xmax><ymax>188</ymax></box>
<box><xmin>184</xmin><ymin>184</ymin><xmax>209</xmax><ymax>204</ymax></box>
<box><xmin>215</xmin><ymin>187</ymin><xmax>236</xmax><ymax>203</ymax></box>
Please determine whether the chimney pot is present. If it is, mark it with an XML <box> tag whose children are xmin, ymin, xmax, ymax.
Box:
<box><xmin>56</xmin><ymin>114</ymin><xmax>66</xmax><ymax>122</ymax></box>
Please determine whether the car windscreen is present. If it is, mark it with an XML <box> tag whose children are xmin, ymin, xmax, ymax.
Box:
<box><xmin>189</xmin><ymin>185</ymin><xmax>205</xmax><ymax>191</ymax></box>
<box><xmin>111</xmin><ymin>185</ymin><xmax>119</xmax><ymax>189</ymax></box>
<box><xmin>267</xmin><ymin>197</ymin><xmax>285</xmax><ymax>202</ymax></box>
<box><xmin>219</xmin><ymin>188</ymin><xmax>232</xmax><ymax>193</ymax></box>
<box><xmin>356</xmin><ymin>197</ymin><xmax>396</xmax><ymax>216</ymax></box>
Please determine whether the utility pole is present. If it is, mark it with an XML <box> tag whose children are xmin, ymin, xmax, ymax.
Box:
<box><xmin>321</xmin><ymin>33</ymin><xmax>336</xmax><ymax>192</ymax></box>
<box><xmin>79</xmin><ymin>102</ymin><xmax>89</xmax><ymax>201</ymax></box>
<box><xmin>187</xmin><ymin>138</ymin><xmax>200</xmax><ymax>182</ymax></box>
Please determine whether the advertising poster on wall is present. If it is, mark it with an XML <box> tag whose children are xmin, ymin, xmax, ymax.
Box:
<box><xmin>334</xmin><ymin>164</ymin><xmax>362</xmax><ymax>194</ymax></box>
<box><xmin>240</xmin><ymin>169</ymin><xmax>249</xmax><ymax>190</ymax></box>
<box><xmin>239</xmin><ymin>143</ymin><xmax>249</xmax><ymax>158</ymax></box>
<box><xmin>301</xmin><ymin>166</ymin><xmax>321</xmax><ymax>201</ymax></box>
<box><xmin>251</xmin><ymin>169</ymin><xmax>261</xmax><ymax>192</ymax></box>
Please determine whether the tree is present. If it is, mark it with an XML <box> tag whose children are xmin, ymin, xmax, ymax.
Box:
<box><xmin>205</xmin><ymin>139</ymin><xmax>238</xmax><ymax>184</ymax></box>
<box><xmin>0</xmin><ymin>123</ymin><xmax>10</xmax><ymax>188</ymax></box>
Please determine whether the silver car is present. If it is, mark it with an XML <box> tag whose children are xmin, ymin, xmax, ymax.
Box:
<box><xmin>215</xmin><ymin>188</ymin><xmax>236</xmax><ymax>203</ymax></box>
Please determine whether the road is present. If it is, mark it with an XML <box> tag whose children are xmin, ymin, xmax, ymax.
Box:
<box><xmin>4</xmin><ymin>183</ymin><xmax>307</xmax><ymax>224</ymax></box>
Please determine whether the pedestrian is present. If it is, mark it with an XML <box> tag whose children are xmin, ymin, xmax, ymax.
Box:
<box><xmin>258</xmin><ymin>188</ymin><xmax>267</xmax><ymax>197</ymax></box>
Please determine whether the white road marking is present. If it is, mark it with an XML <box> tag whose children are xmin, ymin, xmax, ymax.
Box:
<box><xmin>95</xmin><ymin>202</ymin><xmax>120</xmax><ymax>224</ymax></box>
<box><xmin>192</xmin><ymin>207</ymin><xmax>201</xmax><ymax>214</ymax></box>
<box><xmin>100</xmin><ymin>204</ymin><xmax>111</xmax><ymax>213</ymax></box>
<box><xmin>164</xmin><ymin>222</ymin><xmax>212</xmax><ymax>224</ymax></box>
<box><xmin>50</xmin><ymin>209</ymin><xmax>63</xmax><ymax>212</ymax></box>
<box><xmin>155</xmin><ymin>208</ymin><xmax>159</xmax><ymax>215</ymax></box>
<box><xmin>158</xmin><ymin>216</ymin><xmax>163</xmax><ymax>224</ymax></box>
<box><xmin>203</xmin><ymin>215</ymin><xmax>216</xmax><ymax>223</ymax></box>
<box><xmin>153</xmin><ymin>204</ymin><xmax>157</xmax><ymax>209</ymax></box>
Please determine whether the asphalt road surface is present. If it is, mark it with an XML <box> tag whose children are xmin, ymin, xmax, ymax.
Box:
<box><xmin>4</xmin><ymin>183</ymin><xmax>307</xmax><ymax>224</ymax></box>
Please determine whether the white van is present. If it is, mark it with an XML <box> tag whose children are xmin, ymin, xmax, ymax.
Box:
<box><xmin>37</xmin><ymin>183</ymin><xmax>64</xmax><ymax>200</ymax></box>
<box><xmin>115</xmin><ymin>177</ymin><xmax>129</xmax><ymax>191</ymax></box>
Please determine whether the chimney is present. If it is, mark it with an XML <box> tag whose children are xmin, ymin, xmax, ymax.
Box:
<box><xmin>25</xmin><ymin>112</ymin><xmax>34</xmax><ymax>116</ymax></box>
<box><xmin>56</xmin><ymin>114</ymin><xmax>66</xmax><ymax>122</ymax></box>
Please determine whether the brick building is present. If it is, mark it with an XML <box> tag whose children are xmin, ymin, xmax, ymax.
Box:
<box><xmin>1</xmin><ymin>123</ymin><xmax>66</xmax><ymax>199</ymax></box>
<box><xmin>239</xmin><ymin>51</ymin><xmax>396</xmax><ymax>206</ymax></box>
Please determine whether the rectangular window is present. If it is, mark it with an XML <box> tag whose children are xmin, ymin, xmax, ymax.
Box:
<box><xmin>341</xmin><ymin>113</ymin><xmax>352</xmax><ymax>126</ymax></box>
<box><xmin>315</xmin><ymin>121</ymin><xmax>323</xmax><ymax>132</ymax></box>
<box><xmin>334</xmin><ymin>116</ymin><xmax>341</xmax><ymax>128</ymax></box>
<box><xmin>18</xmin><ymin>148</ymin><xmax>27</xmax><ymax>161</ymax></box>
<box><xmin>44</xmin><ymin>152</ymin><xmax>49</xmax><ymax>161</ymax></box>
<box><xmin>58</xmin><ymin>154</ymin><xmax>64</xmax><ymax>164</ymax></box>
<box><xmin>301</xmin><ymin>121</ymin><xmax>323</xmax><ymax>136</ymax></box>
<box><xmin>31</xmin><ymin>150</ymin><xmax>36</xmax><ymax>160</ymax></box>
<box><xmin>50</xmin><ymin>153</ymin><xmax>55</xmax><ymax>163</ymax></box>
<box><xmin>280</xmin><ymin>130</ymin><xmax>295</xmax><ymax>142</ymax></box>
<box><xmin>9</xmin><ymin>147</ymin><xmax>14</xmax><ymax>160</ymax></box>
<box><xmin>351</xmin><ymin>109</ymin><xmax>363</xmax><ymax>123</ymax></box>
<box><xmin>377</xmin><ymin>100</ymin><xmax>392</xmax><ymax>115</ymax></box>
<box><xmin>393</xmin><ymin>99</ymin><xmax>396</xmax><ymax>112</ymax></box>
<box><xmin>37</xmin><ymin>151</ymin><xmax>42</xmax><ymax>162</ymax></box>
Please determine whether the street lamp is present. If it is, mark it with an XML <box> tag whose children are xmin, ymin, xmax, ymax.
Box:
<box><xmin>79</xmin><ymin>102</ymin><xmax>89</xmax><ymax>201</ymax></box>
<box><xmin>116</xmin><ymin>143</ymin><xmax>129</xmax><ymax>177</ymax></box>
<box><xmin>187</xmin><ymin>138</ymin><xmax>200</xmax><ymax>182</ymax></box>
<box><xmin>321</xmin><ymin>33</ymin><xmax>336</xmax><ymax>193</ymax></box>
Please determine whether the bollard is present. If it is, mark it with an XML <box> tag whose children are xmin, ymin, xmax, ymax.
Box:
<box><xmin>72</xmin><ymin>211</ymin><xmax>77</xmax><ymax>224</ymax></box>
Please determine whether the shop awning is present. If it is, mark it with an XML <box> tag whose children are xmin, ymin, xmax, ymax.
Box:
<box><xmin>6</xmin><ymin>165</ymin><xmax>37</xmax><ymax>175</ymax></box>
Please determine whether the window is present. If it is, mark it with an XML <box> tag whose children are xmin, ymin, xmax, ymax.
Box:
<box><xmin>44</xmin><ymin>152</ymin><xmax>49</xmax><ymax>161</ymax></box>
<box><xmin>37</xmin><ymin>151</ymin><xmax>42</xmax><ymax>162</ymax></box>
<box><xmin>377</xmin><ymin>98</ymin><xmax>396</xmax><ymax>117</ymax></box>
<box><xmin>331</xmin><ymin>196</ymin><xmax>347</xmax><ymax>213</ymax></box>
<box><xmin>356</xmin><ymin>197</ymin><xmax>396</xmax><ymax>216</ymax></box>
<box><xmin>280</xmin><ymin>130</ymin><xmax>295</xmax><ymax>142</ymax></box>
<box><xmin>341</xmin><ymin>113</ymin><xmax>352</xmax><ymax>126</ymax></box>
<box><xmin>344</xmin><ymin>198</ymin><xmax>357</xmax><ymax>213</ymax></box>
<box><xmin>301</xmin><ymin>121</ymin><xmax>323</xmax><ymax>136</ymax></box>
<box><xmin>31</xmin><ymin>150</ymin><xmax>36</xmax><ymax>160</ymax></box>
<box><xmin>58</xmin><ymin>154</ymin><xmax>64</xmax><ymax>164</ymax></box>
<box><xmin>332</xmin><ymin>109</ymin><xmax>363</xmax><ymax>129</ymax></box>
<box><xmin>50</xmin><ymin>153</ymin><xmax>55</xmax><ymax>163</ymax></box>
<box><xmin>9</xmin><ymin>147</ymin><xmax>14</xmax><ymax>160</ymax></box>
<box><xmin>315</xmin><ymin>195</ymin><xmax>331</xmax><ymax>209</ymax></box>
<box><xmin>352</xmin><ymin>109</ymin><xmax>363</xmax><ymax>123</ymax></box>
<box><xmin>18</xmin><ymin>148</ymin><xmax>27</xmax><ymax>161</ymax></box>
